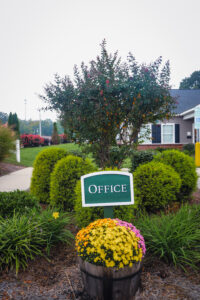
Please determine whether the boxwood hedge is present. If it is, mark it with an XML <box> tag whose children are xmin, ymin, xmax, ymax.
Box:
<box><xmin>134</xmin><ymin>161</ymin><xmax>181</xmax><ymax>212</ymax></box>
<box><xmin>50</xmin><ymin>155</ymin><xmax>97</xmax><ymax>210</ymax></box>
<box><xmin>153</xmin><ymin>149</ymin><xmax>197</xmax><ymax>201</ymax></box>
<box><xmin>30</xmin><ymin>148</ymin><xmax>68</xmax><ymax>203</ymax></box>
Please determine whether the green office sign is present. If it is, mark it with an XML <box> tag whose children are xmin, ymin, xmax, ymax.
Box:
<box><xmin>81</xmin><ymin>171</ymin><xmax>134</xmax><ymax>207</ymax></box>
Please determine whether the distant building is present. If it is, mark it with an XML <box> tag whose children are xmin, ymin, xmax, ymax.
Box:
<box><xmin>137</xmin><ymin>89</ymin><xmax>200</xmax><ymax>150</ymax></box>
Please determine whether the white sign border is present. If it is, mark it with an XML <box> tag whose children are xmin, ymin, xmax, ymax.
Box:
<box><xmin>81</xmin><ymin>171</ymin><xmax>134</xmax><ymax>207</ymax></box>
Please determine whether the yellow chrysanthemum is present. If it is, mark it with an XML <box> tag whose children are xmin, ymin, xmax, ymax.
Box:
<box><xmin>75</xmin><ymin>218</ymin><xmax>145</xmax><ymax>269</ymax></box>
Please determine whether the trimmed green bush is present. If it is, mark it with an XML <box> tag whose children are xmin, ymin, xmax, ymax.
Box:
<box><xmin>74</xmin><ymin>179</ymin><xmax>135</xmax><ymax>228</ymax></box>
<box><xmin>153</xmin><ymin>149</ymin><xmax>197</xmax><ymax>201</ymax></box>
<box><xmin>0</xmin><ymin>190</ymin><xmax>40</xmax><ymax>218</ymax></box>
<box><xmin>135</xmin><ymin>204</ymin><xmax>200</xmax><ymax>270</ymax></box>
<box><xmin>30</xmin><ymin>148</ymin><xmax>68</xmax><ymax>203</ymax></box>
<box><xmin>182</xmin><ymin>143</ymin><xmax>195</xmax><ymax>156</ymax></box>
<box><xmin>130</xmin><ymin>150</ymin><xmax>155</xmax><ymax>172</ymax></box>
<box><xmin>50</xmin><ymin>155</ymin><xmax>97</xmax><ymax>210</ymax></box>
<box><xmin>134</xmin><ymin>161</ymin><xmax>181</xmax><ymax>212</ymax></box>
<box><xmin>0</xmin><ymin>209</ymin><xmax>73</xmax><ymax>273</ymax></box>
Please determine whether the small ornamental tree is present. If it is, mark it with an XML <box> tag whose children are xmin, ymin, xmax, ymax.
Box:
<box><xmin>51</xmin><ymin>122</ymin><xmax>60</xmax><ymax>145</ymax></box>
<box><xmin>41</xmin><ymin>40</ymin><xmax>176</xmax><ymax>168</ymax></box>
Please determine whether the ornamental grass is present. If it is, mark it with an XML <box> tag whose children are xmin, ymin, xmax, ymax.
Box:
<box><xmin>0</xmin><ymin>209</ymin><xmax>73</xmax><ymax>273</ymax></box>
<box><xmin>76</xmin><ymin>218</ymin><xmax>146</xmax><ymax>269</ymax></box>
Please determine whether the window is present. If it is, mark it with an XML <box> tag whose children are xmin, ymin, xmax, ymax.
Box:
<box><xmin>138</xmin><ymin>124</ymin><xmax>152</xmax><ymax>144</ymax></box>
<box><xmin>161</xmin><ymin>124</ymin><xmax>175</xmax><ymax>144</ymax></box>
<box><xmin>138</xmin><ymin>123</ymin><xmax>180</xmax><ymax>144</ymax></box>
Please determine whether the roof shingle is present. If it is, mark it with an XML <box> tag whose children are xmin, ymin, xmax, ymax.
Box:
<box><xmin>170</xmin><ymin>89</ymin><xmax>200</xmax><ymax>114</ymax></box>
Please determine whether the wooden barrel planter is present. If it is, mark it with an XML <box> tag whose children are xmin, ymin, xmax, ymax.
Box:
<box><xmin>78</xmin><ymin>256</ymin><xmax>142</xmax><ymax>300</ymax></box>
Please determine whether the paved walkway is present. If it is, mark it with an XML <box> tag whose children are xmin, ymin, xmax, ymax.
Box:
<box><xmin>0</xmin><ymin>167</ymin><xmax>33</xmax><ymax>192</ymax></box>
<box><xmin>0</xmin><ymin>167</ymin><xmax>200</xmax><ymax>192</ymax></box>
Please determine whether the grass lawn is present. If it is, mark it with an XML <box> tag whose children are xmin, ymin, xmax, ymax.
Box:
<box><xmin>4</xmin><ymin>143</ymin><xmax>132</xmax><ymax>169</ymax></box>
<box><xmin>4</xmin><ymin>143</ymin><xmax>81</xmax><ymax>167</ymax></box>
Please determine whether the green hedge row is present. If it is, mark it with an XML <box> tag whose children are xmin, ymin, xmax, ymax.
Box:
<box><xmin>29</xmin><ymin>148</ymin><xmax>197</xmax><ymax>227</ymax></box>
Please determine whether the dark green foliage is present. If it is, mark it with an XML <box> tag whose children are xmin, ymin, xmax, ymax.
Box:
<box><xmin>106</xmin><ymin>146</ymin><xmax>130</xmax><ymax>169</ymax></box>
<box><xmin>74</xmin><ymin>180</ymin><xmax>135</xmax><ymax>228</ymax></box>
<box><xmin>135</xmin><ymin>204</ymin><xmax>200</xmax><ymax>270</ymax></box>
<box><xmin>30</xmin><ymin>148</ymin><xmax>67</xmax><ymax>203</ymax></box>
<box><xmin>179</xmin><ymin>70</ymin><xmax>200</xmax><ymax>89</ymax></box>
<box><xmin>130</xmin><ymin>150</ymin><xmax>155</xmax><ymax>172</ymax></box>
<box><xmin>134</xmin><ymin>161</ymin><xmax>181</xmax><ymax>212</ymax></box>
<box><xmin>85</xmin><ymin>145</ymin><xmax>130</xmax><ymax>168</ymax></box>
<box><xmin>50</xmin><ymin>155</ymin><xmax>97</xmax><ymax>210</ymax></box>
<box><xmin>182</xmin><ymin>143</ymin><xmax>195</xmax><ymax>156</ymax></box>
<box><xmin>0</xmin><ymin>125</ymin><xmax>15</xmax><ymax>162</ymax></box>
<box><xmin>8</xmin><ymin>112</ymin><xmax>20</xmax><ymax>137</ymax></box>
<box><xmin>0</xmin><ymin>209</ymin><xmax>73</xmax><ymax>273</ymax></box>
<box><xmin>0</xmin><ymin>190</ymin><xmax>40</xmax><ymax>218</ymax></box>
<box><xmin>107</xmin><ymin>146</ymin><xmax>127</xmax><ymax>169</ymax></box>
<box><xmin>153</xmin><ymin>150</ymin><xmax>197</xmax><ymax>201</ymax></box>
<box><xmin>41</xmin><ymin>40</ymin><xmax>176</xmax><ymax>168</ymax></box>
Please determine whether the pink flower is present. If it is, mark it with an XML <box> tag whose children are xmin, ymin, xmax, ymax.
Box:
<box><xmin>114</xmin><ymin>219</ymin><xmax>146</xmax><ymax>256</ymax></box>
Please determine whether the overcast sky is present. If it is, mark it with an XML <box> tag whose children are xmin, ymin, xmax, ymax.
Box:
<box><xmin>0</xmin><ymin>0</ymin><xmax>200</xmax><ymax>121</ymax></box>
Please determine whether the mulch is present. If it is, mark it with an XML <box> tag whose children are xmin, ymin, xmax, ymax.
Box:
<box><xmin>0</xmin><ymin>163</ymin><xmax>200</xmax><ymax>299</ymax></box>
<box><xmin>0</xmin><ymin>241</ymin><xmax>200</xmax><ymax>300</ymax></box>
<box><xmin>0</xmin><ymin>163</ymin><xmax>25</xmax><ymax>177</ymax></box>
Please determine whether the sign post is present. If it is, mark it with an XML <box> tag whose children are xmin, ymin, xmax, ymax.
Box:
<box><xmin>81</xmin><ymin>171</ymin><xmax>134</xmax><ymax>218</ymax></box>
<box><xmin>16</xmin><ymin>139</ymin><xmax>20</xmax><ymax>163</ymax></box>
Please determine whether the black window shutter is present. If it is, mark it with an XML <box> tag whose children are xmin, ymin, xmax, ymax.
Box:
<box><xmin>175</xmin><ymin>124</ymin><xmax>180</xmax><ymax>143</ymax></box>
<box><xmin>152</xmin><ymin>124</ymin><xmax>161</xmax><ymax>143</ymax></box>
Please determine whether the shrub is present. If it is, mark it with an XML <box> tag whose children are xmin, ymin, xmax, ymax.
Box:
<box><xmin>0</xmin><ymin>209</ymin><xmax>73</xmax><ymax>273</ymax></box>
<box><xmin>82</xmin><ymin>145</ymin><xmax>130</xmax><ymax>169</ymax></box>
<box><xmin>182</xmin><ymin>143</ymin><xmax>195</xmax><ymax>156</ymax></box>
<box><xmin>135</xmin><ymin>204</ymin><xmax>200</xmax><ymax>270</ymax></box>
<box><xmin>30</xmin><ymin>148</ymin><xmax>68</xmax><ymax>203</ymax></box>
<box><xmin>130</xmin><ymin>150</ymin><xmax>155</xmax><ymax>172</ymax></box>
<box><xmin>107</xmin><ymin>146</ymin><xmax>130</xmax><ymax>169</ymax></box>
<box><xmin>74</xmin><ymin>180</ymin><xmax>135</xmax><ymax>228</ymax></box>
<box><xmin>0</xmin><ymin>125</ymin><xmax>15</xmax><ymax>162</ymax></box>
<box><xmin>134</xmin><ymin>161</ymin><xmax>181</xmax><ymax>212</ymax></box>
<box><xmin>68</xmin><ymin>149</ymin><xmax>86</xmax><ymax>159</ymax></box>
<box><xmin>0</xmin><ymin>190</ymin><xmax>40</xmax><ymax>218</ymax></box>
<box><xmin>50</xmin><ymin>155</ymin><xmax>97</xmax><ymax>210</ymax></box>
<box><xmin>153</xmin><ymin>149</ymin><xmax>197</xmax><ymax>201</ymax></box>
<box><xmin>155</xmin><ymin>147</ymin><xmax>176</xmax><ymax>153</ymax></box>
